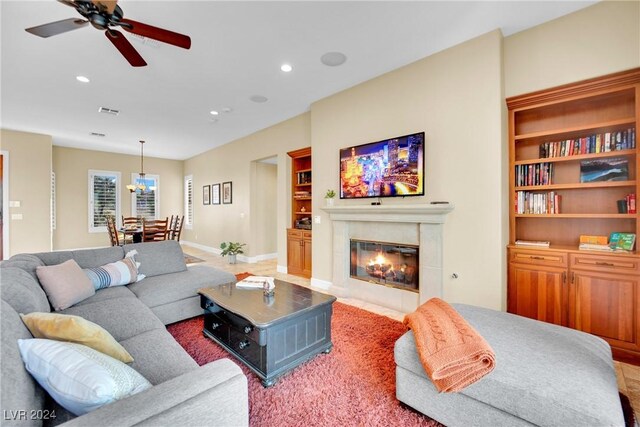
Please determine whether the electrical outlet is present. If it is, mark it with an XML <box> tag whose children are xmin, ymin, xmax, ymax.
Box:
<box><xmin>314</xmin><ymin>216</ymin><xmax>321</xmax><ymax>224</ymax></box>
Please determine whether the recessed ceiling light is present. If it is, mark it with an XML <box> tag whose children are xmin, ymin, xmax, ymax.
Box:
<box><xmin>320</xmin><ymin>52</ymin><xmax>347</xmax><ymax>67</ymax></box>
<box><xmin>76</xmin><ymin>75</ymin><xmax>90</xmax><ymax>83</ymax></box>
<box><xmin>210</xmin><ymin>110</ymin><xmax>219</xmax><ymax>115</ymax></box>
<box><xmin>280</xmin><ymin>63</ymin><xmax>293</xmax><ymax>72</ymax></box>
<box><xmin>250</xmin><ymin>95</ymin><xmax>268</xmax><ymax>103</ymax></box>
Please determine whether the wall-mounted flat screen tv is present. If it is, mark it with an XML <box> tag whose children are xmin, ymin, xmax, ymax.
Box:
<box><xmin>339</xmin><ymin>132</ymin><xmax>424</xmax><ymax>199</ymax></box>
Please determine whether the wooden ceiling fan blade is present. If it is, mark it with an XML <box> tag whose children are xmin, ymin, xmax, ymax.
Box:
<box><xmin>92</xmin><ymin>0</ymin><xmax>118</xmax><ymax>15</ymax></box>
<box><xmin>105</xmin><ymin>29</ymin><xmax>147</xmax><ymax>67</ymax></box>
<box><xmin>120</xmin><ymin>19</ymin><xmax>191</xmax><ymax>50</ymax></box>
<box><xmin>25</xmin><ymin>18</ymin><xmax>88</xmax><ymax>38</ymax></box>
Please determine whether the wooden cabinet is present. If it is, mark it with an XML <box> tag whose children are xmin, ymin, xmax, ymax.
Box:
<box><xmin>507</xmin><ymin>68</ymin><xmax>640</xmax><ymax>363</ymax></box>
<box><xmin>287</xmin><ymin>229</ymin><xmax>311</xmax><ymax>278</ymax></box>
<box><xmin>287</xmin><ymin>147</ymin><xmax>312</xmax><ymax>278</ymax></box>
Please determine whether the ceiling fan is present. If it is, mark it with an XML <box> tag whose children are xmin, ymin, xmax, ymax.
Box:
<box><xmin>25</xmin><ymin>0</ymin><xmax>191</xmax><ymax>67</ymax></box>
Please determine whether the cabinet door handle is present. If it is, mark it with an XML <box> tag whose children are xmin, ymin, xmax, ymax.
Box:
<box><xmin>562</xmin><ymin>272</ymin><xmax>566</xmax><ymax>284</ymax></box>
<box><xmin>530</xmin><ymin>256</ymin><xmax>544</xmax><ymax>260</ymax></box>
<box><xmin>571</xmin><ymin>272</ymin><xmax>575</xmax><ymax>284</ymax></box>
<box><xmin>595</xmin><ymin>261</ymin><xmax>614</xmax><ymax>267</ymax></box>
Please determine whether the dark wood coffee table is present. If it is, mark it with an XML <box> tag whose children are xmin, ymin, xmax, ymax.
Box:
<box><xmin>199</xmin><ymin>279</ymin><xmax>336</xmax><ymax>387</ymax></box>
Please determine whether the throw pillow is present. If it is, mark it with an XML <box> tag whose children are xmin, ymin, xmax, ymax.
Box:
<box><xmin>84</xmin><ymin>256</ymin><xmax>138</xmax><ymax>290</ymax></box>
<box><xmin>20</xmin><ymin>312</ymin><xmax>134</xmax><ymax>363</ymax></box>
<box><xmin>36</xmin><ymin>260</ymin><xmax>95</xmax><ymax>311</ymax></box>
<box><xmin>18</xmin><ymin>339</ymin><xmax>151</xmax><ymax>416</ymax></box>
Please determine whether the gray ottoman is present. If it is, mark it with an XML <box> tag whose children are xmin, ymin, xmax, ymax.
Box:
<box><xmin>394</xmin><ymin>304</ymin><xmax>625</xmax><ymax>426</ymax></box>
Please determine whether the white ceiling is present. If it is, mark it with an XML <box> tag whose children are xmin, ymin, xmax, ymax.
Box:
<box><xmin>1</xmin><ymin>1</ymin><xmax>597</xmax><ymax>160</ymax></box>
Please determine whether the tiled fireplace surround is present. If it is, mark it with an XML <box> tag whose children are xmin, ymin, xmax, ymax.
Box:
<box><xmin>322</xmin><ymin>205</ymin><xmax>455</xmax><ymax>313</ymax></box>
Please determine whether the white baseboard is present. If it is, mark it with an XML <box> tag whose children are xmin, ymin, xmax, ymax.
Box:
<box><xmin>310</xmin><ymin>277</ymin><xmax>332</xmax><ymax>290</ymax></box>
<box><xmin>277</xmin><ymin>265</ymin><xmax>288</xmax><ymax>274</ymax></box>
<box><xmin>181</xmin><ymin>241</ymin><xmax>276</xmax><ymax>264</ymax></box>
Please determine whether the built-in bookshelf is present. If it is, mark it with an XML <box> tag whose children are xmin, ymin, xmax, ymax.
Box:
<box><xmin>287</xmin><ymin>147</ymin><xmax>312</xmax><ymax>278</ymax></box>
<box><xmin>507</xmin><ymin>68</ymin><xmax>640</xmax><ymax>364</ymax></box>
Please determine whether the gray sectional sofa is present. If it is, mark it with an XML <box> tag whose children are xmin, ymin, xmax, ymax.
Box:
<box><xmin>1</xmin><ymin>240</ymin><xmax>248</xmax><ymax>426</ymax></box>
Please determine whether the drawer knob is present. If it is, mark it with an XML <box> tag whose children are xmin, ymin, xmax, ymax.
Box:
<box><xmin>211</xmin><ymin>322</ymin><xmax>221</xmax><ymax>330</ymax></box>
<box><xmin>239</xmin><ymin>340</ymin><xmax>250</xmax><ymax>350</ymax></box>
<box><xmin>530</xmin><ymin>256</ymin><xmax>544</xmax><ymax>260</ymax></box>
<box><xmin>243</xmin><ymin>326</ymin><xmax>253</xmax><ymax>334</ymax></box>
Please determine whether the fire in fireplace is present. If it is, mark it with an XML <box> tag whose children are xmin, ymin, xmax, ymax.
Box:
<box><xmin>349</xmin><ymin>239</ymin><xmax>419</xmax><ymax>292</ymax></box>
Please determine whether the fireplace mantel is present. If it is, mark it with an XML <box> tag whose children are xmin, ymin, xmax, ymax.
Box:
<box><xmin>321</xmin><ymin>204</ymin><xmax>454</xmax><ymax>223</ymax></box>
<box><xmin>321</xmin><ymin>203</ymin><xmax>454</xmax><ymax>313</ymax></box>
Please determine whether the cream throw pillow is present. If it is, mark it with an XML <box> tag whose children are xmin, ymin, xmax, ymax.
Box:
<box><xmin>20</xmin><ymin>312</ymin><xmax>133</xmax><ymax>363</ymax></box>
<box><xmin>36</xmin><ymin>259</ymin><xmax>95</xmax><ymax>311</ymax></box>
<box><xmin>18</xmin><ymin>339</ymin><xmax>151</xmax><ymax>416</ymax></box>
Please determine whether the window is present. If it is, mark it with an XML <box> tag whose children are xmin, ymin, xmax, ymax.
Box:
<box><xmin>131</xmin><ymin>174</ymin><xmax>159</xmax><ymax>220</ymax></box>
<box><xmin>184</xmin><ymin>175</ymin><xmax>193</xmax><ymax>229</ymax></box>
<box><xmin>89</xmin><ymin>170</ymin><xmax>120</xmax><ymax>233</ymax></box>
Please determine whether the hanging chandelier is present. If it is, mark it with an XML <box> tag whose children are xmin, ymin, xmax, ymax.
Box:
<box><xmin>127</xmin><ymin>140</ymin><xmax>148</xmax><ymax>193</ymax></box>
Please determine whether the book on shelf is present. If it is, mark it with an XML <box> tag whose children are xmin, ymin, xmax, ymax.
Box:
<box><xmin>626</xmin><ymin>193</ymin><xmax>637</xmax><ymax>214</ymax></box>
<box><xmin>537</xmin><ymin>128</ymin><xmax>635</xmax><ymax>159</ymax></box>
<box><xmin>579</xmin><ymin>235</ymin><xmax>608</xmax><ymax>245</ymax></box>
<box><xmin>236</xmin><ymin>276</ymin><xmax>275</xmax><ymax>290</ymax></box>
<box><xmin>515</xmin><ymin>191</ymin><xmax>560</xmax><ymax>214</ymax></box>
<box><xmin>578</xmin><ymin>243</ymin><xmax>613</xmax><ymax>252</ymax></box>
<box><xmin>515</xmin><ymin>240</ymin><xmax>550</xmax><ymax>247</ymax></box>
<box><xmin>609</xmin><ymin>232</ymin><xmax>636</xmax><ymax>252</ymax></box>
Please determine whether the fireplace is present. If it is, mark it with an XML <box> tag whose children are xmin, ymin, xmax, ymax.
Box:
<box><xmin>350</xmin><ymin>239</ymin><xmax>419</xmax><ymax>292</ymax></box>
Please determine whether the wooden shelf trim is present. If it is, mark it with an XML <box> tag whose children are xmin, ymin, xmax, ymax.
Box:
<box><xmin>514</xmin><ymin>117</ymin><xmax>635</xmax><ymax>141</ymax></box>
<box><xmin>295</xmin><ymin>183</ymin><xmax>312</xmax><ymax>187</ymax></box>
<box><xmin>515</xmin><ymin>213</ymin><xmax>637</xmax><ymax>219</ymax></box>
<box><xmin>294</xmin><ymin>212</ymin><xmax>312</xmax><ymax>215</ymax></box>
<box><xmin>293</xmin><ymin>197</ymin><xmax>312</xmax><ymax>200</ymax></box>
<box><xmin>506</xmin><ymin>68</ymin><xmax>640</xmax><ymax>110</ymax></box>
<box><xmin>297</xmin><ymin>168</ymin><xmax>312</xmax><ymax>173</ymax></box>
<box><xmin>515</xmin><ymin>149</ymin><xmax>636</xmax><ymax>166</ymax></box>
<box><xmin>515</xmin><ymin>180</ymin><xmax>636</xmax><ymax>191</ymax></box>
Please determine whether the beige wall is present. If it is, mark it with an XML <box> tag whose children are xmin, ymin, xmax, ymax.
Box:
<box><xmin>52</xmin><ymin>146</ymin><xmax>184</xmax><ymax>250</ymax></box>
<box><xmin>183</xmin><ymin>113</ymin><xmax>310</xmax><ymax>266</ymax></box>
<box><xmin>312</xmin><ymin>30</ymin><xmax>506</xmax><ymax>309</ymax></box>
<box><xmin>504</xmin><ymin>1</ymin><xmax>640</xmax><ymax>97</ymax></box>
<box><xmin>0</xmin><ymin>129</ymin><xmax>52</xmax><ymax>256</ymax></box>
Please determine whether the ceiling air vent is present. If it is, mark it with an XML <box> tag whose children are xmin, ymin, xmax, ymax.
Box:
<box><xmin>90</xmin><ymin>132</ymin><xmax>106</xmax><ymax>137</ymax></box>
<box><xmin>98</xmin><ymin>107</ymin><xmax>120</xmax><ymax>115</ymax></box>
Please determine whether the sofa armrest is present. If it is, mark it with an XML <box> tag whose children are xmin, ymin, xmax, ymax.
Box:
<box><xmin>61</xmin><ymin>359</ymin><xmax>248</xmax><ymax>427</ymax></box>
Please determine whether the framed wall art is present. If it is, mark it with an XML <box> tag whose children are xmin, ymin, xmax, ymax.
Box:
<box><xmin>212</xmin><ymin>183</ymin><xmax>221</xmax><ymax>205</ymax></box>
<box><xmin>203</xmin><ymin>185</ymin><xmax>211</xmax><ymax>205</ymax></box>
<box><xmin>222</xmin><ymin>181</ymin><xmax>232</xmax><ymax>204</ymax></box>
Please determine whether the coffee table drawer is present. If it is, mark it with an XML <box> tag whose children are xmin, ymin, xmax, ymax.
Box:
<box><xmin>229</xmin><ymin>329</ymin><xmax>263</xmax><ymax>370</ymax></box>
<box><xmin>203</xmin><ymin>312</ymin><xmax>230</xmax><ymax>343</ymax></box>
<box><xmin>215</xmin><ymin>309</ymin><xmax>261</xmax><ymax>343</ymax></box>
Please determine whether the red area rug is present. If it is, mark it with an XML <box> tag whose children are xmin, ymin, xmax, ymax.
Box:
<box><xmin>167</xmin><ymin>289</ymin><xmax>439</xmax><ymax>426</ymax></box>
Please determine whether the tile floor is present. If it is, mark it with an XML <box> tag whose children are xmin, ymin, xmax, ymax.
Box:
<box><xmin>182</xmin><ymin>245</ymin><xmax>640</xmax><ymax>418</ymax></box>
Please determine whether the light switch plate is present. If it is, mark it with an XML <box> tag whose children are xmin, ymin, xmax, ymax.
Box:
<box><xmin>314</xmin><ymin>216</ymin><xmax>321</xmax><ymax>224</ymax></box>
<box><xmin>11</xmin><ymin>213</ymin><xmax>23</xmax><ymax>220</ymax></box>
<box><xmin>9</xmin><ymin>201</ymin><xmax>20</xmax><ymax>208</ymax></box>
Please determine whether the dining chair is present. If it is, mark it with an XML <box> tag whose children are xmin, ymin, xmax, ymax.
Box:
<box><xmin>122</xmin><ymin>216</ymin><xmax>140</xmax><ymax>228</ymax></box>
<box><xmin>106</xmin><ymin>216</ymin><xmax>120</xmax><ymax>247</ymax></box>
<box><xmin>142</xmin><ymin>217</ymin><xmax>169</xmax><ymax>242</ymax></box>
<box><xmin>169</xmin><ymin>215</ymin><xmax>184</xmax><ymax>241</ymax></box>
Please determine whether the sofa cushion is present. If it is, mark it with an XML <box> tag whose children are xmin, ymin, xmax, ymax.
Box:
<box><xmin>119</xmin><ymin>328</ymin><xmax>198</xmax><ymax>385</ymax></box>
<box><xmin>74</xmin><ymin>286</ymin><xmax>137</xmax><ymax>306</ymax></box>
<box><xmin>0</xmin><ymin>266</ymin><xmax>51</xmax><ymax>314</ymax></box>
<box><xmin>21</xmin><ymin>312</ymin><xmax>134</xmax><ymax>363</ymax></box>
<box><xmin>126</xmin><ymin>264</ymin><xmax>236</xmax><ymax>308</ymax></box>
<box><xmin>36</xmin><ymin>260</ymin><xmax>96</xmax><ymax>311</ymax></box>
<box><xmin>60</xmin><ymin>297</ymin><xmax>164</xmax><ymax>342</ymax></box>
<box><xmin>1</xmin><ymin>301</ymin><xmax>45</xmax><ymax>425</ymax></box>
<box><xmin>3</xmin><ymin>253</ymin><xmax>45</xmax><ymax>280</ymax></box>
<box><xmin>18</xmin><ymin>339</ymin><xmax>151</xmax><ymax>416</ymax></box>
<box><xmin>72</xmin><ymin>246</ymin><xmax>125</xmax><ymax>269</ymax></box>
<box><xmin>394</xmin><ymin>304</ymin><xmax>624</xmax><ymax>427</ymax></box>
<box><xmin>123</xmin><ymin>240</ymin><xmax>187</xmax><ymax>277</ymax></box>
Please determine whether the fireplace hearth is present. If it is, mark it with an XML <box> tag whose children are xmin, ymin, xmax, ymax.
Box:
<box><xmin>350</xmin><ymin>239</ymin><xmax>419</xmax><ymax>292</ymax></box>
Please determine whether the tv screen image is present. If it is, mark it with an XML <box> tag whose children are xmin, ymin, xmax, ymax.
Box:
<box><xmin>340</xmin><ymin>132</ymin><xmax>424</xmax><ymax>199</ymax></box>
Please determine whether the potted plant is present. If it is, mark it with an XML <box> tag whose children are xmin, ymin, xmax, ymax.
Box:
<box><xmin>220</xmin><ymin>241</ymin><xmax>246</xmax><ymax>264</ymax></box>
<box><xmin>325</xmin><ymin>189</ymin><xmax>336</xmax><ymax>206</ymax></box>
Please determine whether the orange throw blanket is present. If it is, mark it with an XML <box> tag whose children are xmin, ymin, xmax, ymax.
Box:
<box><xmin>403</xmin><ymin>298</ymin><xmax>495</xmax><ymax>393</ymax></box>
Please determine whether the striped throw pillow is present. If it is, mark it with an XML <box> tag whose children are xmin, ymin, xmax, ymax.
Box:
<box><xmin>84</xmin><ymin>256</ymin><xmax>139</xmax><ymax>290</ymax></box>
